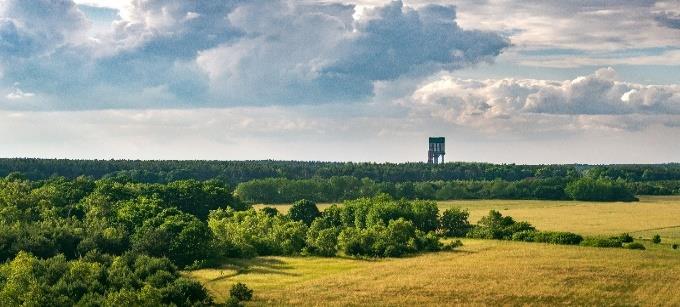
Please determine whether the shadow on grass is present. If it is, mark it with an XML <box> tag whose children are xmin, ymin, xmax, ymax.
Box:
<box><xmin>208</xmin><ymin>257</ymin><xmax>299</xmax><ymax>281</ymax></box>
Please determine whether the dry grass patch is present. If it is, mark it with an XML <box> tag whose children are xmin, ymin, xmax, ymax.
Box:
<box><xmin>440</xmin><ymin>196</ymin><xmax>680</xmax><ymax>243</ymax></box>
<box><xmin>189</xmin><ymin>240</ymin><xmax>680</xmax><ymax>306</ymax></box>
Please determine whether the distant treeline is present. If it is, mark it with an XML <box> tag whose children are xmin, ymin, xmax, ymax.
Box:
<box><xmin>234</xmin><ymin>176</ymin><xmax>641</xmax><ymax>203</ymax></box>
<box><xmin>2</xmin><ymin>158</ymin><xmax>680</xmax><ymax>184</ymax></box>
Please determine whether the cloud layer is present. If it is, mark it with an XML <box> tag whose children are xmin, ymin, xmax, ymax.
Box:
<box><xmin>1</xmin><ymin>1</ymin><xmax>679</xmax><ymax>163</ymax></box>
<box><xmin>0</xmin><ymin>0</ymin><xmax>509</xmax><ymax>110</ymax></box>
<box><xmin>407</xmin><ymin>68</ymin><xmax>680</xmax><ymax>131</ymax></box>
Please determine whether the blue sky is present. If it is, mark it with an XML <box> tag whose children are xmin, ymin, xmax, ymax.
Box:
<box><xmin>1</xmin><ymin>0</ymin><xmax>679</xmax><ymax>163</ymax></box>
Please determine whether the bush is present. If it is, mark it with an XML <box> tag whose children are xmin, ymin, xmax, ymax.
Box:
<box><xmin>260</xmin><ymin>207</ymin><xmax>279</xmax><ymax>217</ymax></box>
<box><xmin>511</xmin><ymin>231</ymin><xmax>583</xmax><ymax>245</ymax></box>
<box><xmin>652</xmin><ymin>234</ymin><xmax>661</xmax><ymax>244</ymax></box>
<box><xmin>440</xmin><ymin>208</ymin><xmax>471</xmax><ymax>237</ymax></box>
<box><xmin>672</xmin><ymin>244</ymin><xmax>678</xmax><ymax>250</ymax></box>
<box><xmin>466</xmin><ymin>210</ymin><xmax>534</xmax><ymax>240</ymax></box>
<box><xmin>229</xmin><ymin>282</ymin><xmax>253</xmax><ymax>302</ymax></box>
<box><xmin>617</xmin><ymin>233</ymin><xmax>634</xmax><ymax>243</ymax></box>
<box><xmin>288</xmin><ymin>199</ymin><xmax>321</xmax><ymax>225</ymax></box>
<box><xmin>624</xmin><ymin>242</ymin><xmax>646</xmax><ymax>250</ymax></box>
<box><xmin>337</xmin><ymin>219</ymin><xmax>440</xmax><ymax>257</ymax></box>
<box><xmin>580</xmin><ymin>237</ymin><xmax>623</xmax><ymax>248</ymax></box>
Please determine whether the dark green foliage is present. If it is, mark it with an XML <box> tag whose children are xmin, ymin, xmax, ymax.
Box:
<box><xmin>652</xmin><ymin>234</ymin><xmax>661</xmax><ymax>244</ymax></box>
<box><xmin>616</xmin><ymin>233</ymin><xmax>634</xmax><ymax>243</ymax></box>
<box><xmin>208</xmin><ymin>208</ymin><xmax>308</xmax><ymax>257</ymax></box>
<box><xmin>337</xmin><ymin>219</ymin><xmax>440</xmax><ymax>257</ymax></box>
<box><xmin>260</xmin><ymin>206</ymin><xmax>279</xmax><ymax>217</ymax></box>
<box><xmin>305</xmin><ymin>219</ymin><xmax>340</xmax><ymax>257</ymax></box>
<box><xmin>159</xmin><ymin>179</ymin><xmax>244</xmax><ymax>220</ymax></box>
<box><xmin>229</xmin><ymin>282</ymin><xmax>253</xmax><ymax>302</ymax></box>
<box><xmin>672</xmin><ymin>244</ymin><xmax>678</xmax><ymax>250</ymax></box>
<box><xmin>440</xmin><ymin>208</ymin><xmax>471</xmax><ymax>237</ymax></box>
<box><xmin>565</xmin><ymin>178</ymin><xmax>637</xmax><ymax>202</ymax></box>
<box><xmin>466</xmin><ymin>210</ymin><xmax>535</xmax><ymax>240</ymax></box>
<box><xmin>580</xmin><ymin>237</ymin><xmax>624</xmax><ymax>248</ymax></box>
<box><xmin>0</xmin><ymin>252</ymin><xmax>212</xmax><ymax>306</ymax></box>
<box><xmin>131</xmin><ymin>208</ymin><xmax>213</xmax><ymax>267</ymax></box>
<box><xmin>235</xmin><ymin>177</ymin><xmax>577</xmax><ymax>203</ymax></box>
<box><xmin>0</xmin><ymin>159</ymin><xmax>575</xmax><ymax>183</ymax></box>
<box><xmin>624</xmin><ymin>242</ymin><xmax>646</xmax><ymax>250</ymax></box>
<box><xmin>511</xmin><ymin>231</ymin><xmax>583</xmax><ymax>245</ymax></box>
<box><xmin>340</xmin><ymin>196</ymin><xmax>439</xmax><ymax>232</ymax></box>
<box><xmin>288</xmin><ymin>199</ymin><xmax>321</xmax><ymax>225</ymax></box>
<box><xmin>0</xmin><ymin>175</ymin><xmax>252</xmax><ymax>264</ymax></box>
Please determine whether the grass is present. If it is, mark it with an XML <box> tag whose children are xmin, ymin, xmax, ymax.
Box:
<box><xmin>189</xmin><ymin>239</ymin><xmax>680</xmax><ymax>306</ymax></box>
<box><xmin>206</xmin><ymin>197</ymin><xmax>680</xmax><ymax>305</ymax></box>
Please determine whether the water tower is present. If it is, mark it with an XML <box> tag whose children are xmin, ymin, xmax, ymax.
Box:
<box><xmin>428</xmin><ymin>137</ymin><xmax>445</xmax><ymax>164</ymax></box>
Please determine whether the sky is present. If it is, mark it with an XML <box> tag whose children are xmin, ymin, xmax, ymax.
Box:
<box><xmin>1</xmin><ymin>0</ymin><xmax>679</xmax><ymax>163</ymax></box>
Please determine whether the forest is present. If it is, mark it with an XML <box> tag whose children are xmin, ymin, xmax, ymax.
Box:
<box><xmin>1</xmin><ymin>160</ymin><xmax>678</xmax><ymax>305</ymax></box>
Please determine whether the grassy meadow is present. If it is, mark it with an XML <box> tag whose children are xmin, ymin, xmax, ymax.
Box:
<box><xmin>202</xmin><ymin>196</ymin><xmax>680</xmax><ymax>305</ymax></box>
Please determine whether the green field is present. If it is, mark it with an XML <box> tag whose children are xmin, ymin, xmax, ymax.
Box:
<box><xmin>203</xmin><ymin>197</ymin><xmax>680</xmax><ymax>305</ymax></box>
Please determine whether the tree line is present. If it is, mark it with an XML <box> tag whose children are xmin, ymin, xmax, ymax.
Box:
<box><xmin>235</xmin><ymin>176</ymin><xmax>640</xmax><ymax>203</ymax></box>
<box><xmin>3</xmin><ymin>158</ymin><xmax>680</xmax><ymax>185</ymax></box>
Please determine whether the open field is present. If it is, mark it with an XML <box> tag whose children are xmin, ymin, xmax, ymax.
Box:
<box><xmin>200</xmin><ymin>197</ymin><xmax>680</xmax><ymax>305</ymax></box>
<box><xmin>189</xmin><ymin>239</ymin><xmax>680</xmax><ymax>306</ymax></box>
<box><xmin>254</xmin><ymin>196</ymin><xmax>680</xmax><ymax>243</ymax></box>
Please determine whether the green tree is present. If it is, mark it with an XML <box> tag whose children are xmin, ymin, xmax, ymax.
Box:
<box><xmin>440</xmin><ymin>207</ymin><xmax>471</xmax><ymax>237</ymax></box>
<box><xmin>288</xmin><ymin>199</ymin><xmax>320</xmax><ymax>225</ymax></box>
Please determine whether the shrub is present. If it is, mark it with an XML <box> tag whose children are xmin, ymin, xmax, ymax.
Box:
<box><xmin>467</xmin><ymin>210</ymin><xmax>534</xmax><ymax>240</ymax></box>
<box><xmin>511</xmin><ymin>230</ymin><xmax>537</xmax><ymax>242</ymax></box>
<box><xmin>652</xmin><ymin>234</ymin><xmax>661</xmax><ymax>244</ymax></box>
<box><xmin>337</xmin><ymin>219</ymin><xmax>440</xmax><ymax>257</ymax></box>
<box><xmin>440</xmin><ymin>208</ymin><xmax>471</xmax><ymax>237</ymax></box>
<box><xmin>672</xmin><ymin>244</ymin><xmax>678</xmax><ymax>250</ymax></box>
<box><xmin>624</xmin><ymin>242</ymin><xmax>646</xmax><ymax>250</ymax></box>
<box><xmin>511</xmin><ymin>231</ymin><xmax>583</xmax><ymax>245</ymax></box>
<box><xmin>260</xmin><ymin>207</ymin><xmax>279</xmax><ymax>217</ymax></box>
<box><xmin>288</xmin><ymin>199</ymin><xmax>321</xmax><ymax>225</ymax></box>
<box><xmin>229</xmin><ymin>282</ymin><xmax>253</xmax><ymax>302</ymax></box>
<box><xmin>580</xmin><ymin>237</ymin><xmax>623</xmax><ymax>248</ymax></box>
<box><xmin>546</xmin><ymin>232</ymin><xmax>584</xmax><ymax>245</ymax></box>
<box><xmin>617</xmin><ymin>233</ymin><xmax>634</xmax><ymax>243</ymax></box>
